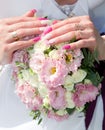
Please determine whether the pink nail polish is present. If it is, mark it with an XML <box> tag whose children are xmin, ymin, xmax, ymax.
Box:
<box><xmin>31</xmin><ymin>9</ymin><xmax>37</xmax><ymax>13</ymax></box>
<box><xmin>62</xmin><ymin>44</ymin><xmax>71</xmax><ymax>50</ymax></box>
<box><xmin>38</xmin><ymin>17</ymin><xmax>48</xmax><ymax>20</ymax></box>
<box><xmin>52</xmin><ymin>20</ymin><xmax>58</xmax><ymax>24</ymax></box>
<box><xmin>43</xmin><ymin>27</ymin><xmax>52</xmax><ymax>35</ymax></box>
<box><xmin>33</xmin><ymin>36</ymin><xmax>41</xmax><ymax>42</ymax></box>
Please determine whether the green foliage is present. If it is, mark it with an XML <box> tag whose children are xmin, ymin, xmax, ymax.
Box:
<box><xmin>85</xmin><ymin>70</ymin><xmax>103</xmax><ymax>86</ymax></box>
<box><xmin>66</xmin><ymin>108</ymin><xmax>75</xmax><ymax>115</ymax></box>
<box><xmin>30</xmin><ymin>110</ymin><xmax>42</xmax><ymax>125</ymax></box>
<box><xmin>44</xmin><ymin>46</ymin><xmax>57</xmax><ymax>55</ymax></box>
<box><xmin>81</xmin><ymin>48</ymin><xmax>99</xmax><ymax>68</ymax></box>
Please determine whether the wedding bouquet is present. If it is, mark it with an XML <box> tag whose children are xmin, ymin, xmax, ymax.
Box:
<box><xmin>12</xmin><ymin>22</ymin><xmax>102</xmax><ymax>124</ymax></box>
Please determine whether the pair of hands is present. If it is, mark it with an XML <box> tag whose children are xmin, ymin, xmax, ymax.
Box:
<box><xmin>0</xmin><ymin>11</ymin><xmax>104</xmax><ymax>65</ymax></box>
<box><xmin>0</xmin><ymin>10</ymin><xmax>49</xmax><ymax>65</ymax></box>
<box><xmin>44</xmin><ymin>16</ymin><xmax>105</xmax><ymax>61</ymax></box>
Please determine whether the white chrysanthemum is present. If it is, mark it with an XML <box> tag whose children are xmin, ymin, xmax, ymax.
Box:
<box><xmin>64</xmin><ymin>75</ymin><xmax>74</xmax><ymax>91</ymax></box>
<box><xmin>84</xmin><ymin>79</ymin><xmax>92</xmax><ymax>84</ymax></box>
<box><xmin>43</xmin><ymin>97</ymin><xmax>51</xmax><ymax>109</ymax></box>
<box><xmin>38</xmin><ymin>83</ymin><xmax>48</xmax><ymax>98</ymax></box>
<box><xmin>21</xmin><ymin>69</ymin><xmax>39</xmax><ymax>87</ymax></box>
<box><xmin>34</xmin><ymin>40</ymin><xmax>50</xmax><ymax>52</ymax></box>
<box><xmin>65</xmin><ymin>91</ymin><xmax>75</xmax><ymax>108</ymax></box>
<box><xmin>56</xmin><ymin>109</ymin><xmax>67</xmax><ymax>116</ymax></box>
<box><xmin>49</xmin><ymin>49</ymin><xmax>60</xmax><ymax>59</ymax></box>
<box><xmin>72</xmin><ymin>69</ymin><xmax>87</xmax><ymax>83</ymax></box>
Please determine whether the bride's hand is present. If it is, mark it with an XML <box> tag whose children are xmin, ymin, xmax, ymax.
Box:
<box><xmin>0</xmin><ymin>10</ymin><xmax>49</xmax><ymax>65</ymax></box>
<box><xmin>43</xmin><ymin>16</ymin><xmax>105</xmax><ymax>60</ymax></box>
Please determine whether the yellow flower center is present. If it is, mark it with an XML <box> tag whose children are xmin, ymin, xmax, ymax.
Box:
<box><xmin>66</xmin><ymin>53</ymin><xmax>73</xmax><ymax>63</ymax></box>
<box><xmin>50</xmin><ymin>67</ymin><xmax>56</xmax><ymax>74</ymax></box>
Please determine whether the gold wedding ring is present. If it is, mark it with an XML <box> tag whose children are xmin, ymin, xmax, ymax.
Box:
<box><xmin>11</xmin><ymin>31</ymin><xmax>20</xmax><ymax>41</ymax></box>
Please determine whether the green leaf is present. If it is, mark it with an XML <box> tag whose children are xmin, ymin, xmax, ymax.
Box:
<box><xmin>81</xmin><ymin>48</ymin><xmax>99</xmax><ymax>69</ymax></box>
<box><xmin>66</xmin><ymin>108</ymin><xmax>75</xmax><ymax>115</ymax></box>
<box><xmin>44</xmin><ymin>46</ymin><xmax>57</xmax><ymax>55</ymax></box>
<box><xmin>85</xmin><ymin>70</ymin><xmax>103</xmax><ymax>86</ymax></box>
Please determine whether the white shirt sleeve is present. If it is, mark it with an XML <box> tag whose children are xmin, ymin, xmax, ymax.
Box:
<box><xmin>88</xmin><ymin>0</ymin><xmax>105</xmax><ymax>9</ymax></box>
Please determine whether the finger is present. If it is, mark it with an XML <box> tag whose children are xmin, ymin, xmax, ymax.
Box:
<box><xmin>8</xmin><ymin>39</ymin><xmax>36</xmax><ymax>51</ymax></box>
<box><xmin>43</xmin><ymin>23</ymin><xmax>76</xmax><ymax>40</ymax></box>
<box><xmin>52</xmin><ymin>16</ymin><xmax>90</xmax><ymax>30</ymax></box>
<box><xmin>4</xmin><ymin>16</ymin><xmax>38</xmax><ymax>25</ymax></box>
<box><xmin>47</xmin><ymin>31</ymin><xmax>76</xmax><ymax>45</ymax></box>
<box><xmin>8</xmin><ymin>28</ymin><xmax>43</xmax><ymax>42</ymax></box>
<box><xmin>23</xmin><ymin>9</ymin><xmax>37</xmax><ymax>17</ymax></box>
<box><xmin>8</xmin><ymin>20</ymin><xmax>47</xmax><ymax>32</ymax></box>
<box><xmin>69</xmin><ymin>38</ymin><xmax>95</xmax><ymax>50</ymax></box>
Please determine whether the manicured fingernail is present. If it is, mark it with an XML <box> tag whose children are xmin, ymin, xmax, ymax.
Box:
<box><xmin>41</xmin><ymin>20</ymin><xmax>51</xmax><ymax>25</ymax></box>
<box><xmin>43</xmin><ymin>27</ymin><xmax>52</xmax><ymax>35</ymax></box>
<box><xmin>33</xmin><ymin>36</ymin><xmax>41</xmax><ymax>42</ymax></box>
<box><xmin>62</xmin><ymin>44</ymin><xmax>71</xmax><ymax>50</ymax></box>
<box><xmin>31</xmin><ymin>9</ymin><xmax>37</xmax><ymax>13</ymax></box>
<box><xmin>39</xmin><ymin>27</ymin><xmax>46</xmax><ymax>31</ymax></box>
<box><xmin>52</xmin><ymin>20</ymin><xmax>58</xmax><ymax>24</ymax></box>
<box><xmin>48</xmin><ymin>39</ymin><xmax>56</xmax><ymax>45</ymax></box>
<box><xmin>38</xmin><ymin>17</ymin><xmax>48</xmax><ymax>20</ymax></box>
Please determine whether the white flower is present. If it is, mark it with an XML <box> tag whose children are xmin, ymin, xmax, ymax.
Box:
<box><xmin>84</xmin><ymin>79</ymin><xmax>92</xmax><ymax>84</ymax></box>
<box><xmin>43</xmin><ymin>97</ymin><xmax>51</xmax><ymax>109</ymax></box>
<box><xmin>49</xmin><ymin>50</ymin><xmax>60</xmax><ymax>59</ymax></box>
<box><xmin>34</xmin><ymin>40</ymin><xmax>50</xmax><ymax>52</ymax></box>
<box><xmin>56</xmin><ymin>109</ymin><xmax>67</xmax><ymax>116</ymax></box>
<box><xmin>38</xmin><ymin>83</ymin><xmax>48</xmax><ymax>98</ymax></box>
<box><xmin>72</xmin><ymin>69</ymin><xmax>87</xmax><ymax>83</ymax></box>
<box><xmin>65</xmin><ymin>91</ymin><xmax>75</xmax><ymax>108</ymax></box>
<box><xmin>64</xmin><ymin>75</ymin><xmax>74</xmax><ymax>91</ymax></box>
<box><xmin>21</xmin><ymin>69</ymin><xmax>39</xmax><ymax>87</ymax></box>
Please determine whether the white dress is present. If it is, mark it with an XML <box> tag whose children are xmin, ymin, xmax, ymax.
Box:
<box><xmin>0</xmin><ymin>0</ymin><xmax>105</xmax><ymax>130</ymax></box>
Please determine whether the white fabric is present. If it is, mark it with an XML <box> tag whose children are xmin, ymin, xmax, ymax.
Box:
<box><xmin>0</xmin><ymin>0</ymin><xmax>105</xmax><ymax>130</ymax></box>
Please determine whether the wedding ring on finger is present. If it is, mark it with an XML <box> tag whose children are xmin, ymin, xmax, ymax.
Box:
<box><xmin>11</xmin><ymin>31</ymin><xmax>20</xmax><ymax>41</ymax></box>
<box><xmin>75</xmin><ymin>23</ymin><xmax>84</xmax><ymax>31</ymax></box>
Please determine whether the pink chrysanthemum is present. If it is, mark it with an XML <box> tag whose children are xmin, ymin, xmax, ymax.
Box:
<box><xmin>29</xmin><ymin>52</ymin><xmax>45</xmax><ymax>73</ymax></box>
<box><xmin>49</xmin><ymin>86</ymin><xmax>66</xmax><ymax>109</ymax></box>
<box><xmin>40</xmin><ymin>58</ymin><xmax>68</xmax><ymax>88</ymax></box>
<box><xmin>72</xmin><ymin>83</ymin><xmax>99</xmax><ymax>107</ymax></box>
<box><xmin>16</xmin><ymin>82</ymin><xmax>42</xmax><ymax>110</ymax></box>
<box><xmin>12</xmin><ymin>50</ymin><xmax>29</xmax><ymax>79</ymax></box>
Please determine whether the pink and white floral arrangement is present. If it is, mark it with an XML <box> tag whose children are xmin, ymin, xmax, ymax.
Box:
<box><xmin>12</xmin><ymin>23</ymin><xmax>102</xmax><ymax>124</ymax></box>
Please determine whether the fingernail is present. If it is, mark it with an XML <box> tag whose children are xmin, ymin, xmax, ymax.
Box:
<box><xmin>43</xmin><ymin>26</ymin><xmax>52</xmax><ymax>35</ymax></box>
<box><xmin>31</xmin><ymin>9</ymin><xmax>37</xmax><ymax>13</ymax></box>
<box><xmin>52</xmin><ymin>20</ymin><xmax>58</xmax><ymax>24</ymax></box>
<box><xmin>42</xmin><ymin>33</ymin><xmax>52</xmax><ymax>40</ymax></box>
<box><xmin>39</xmin><ymin>27</ymin><xmax>46</xmax><ymax>31</ymax></box>
<box><xmin>62</xmin><ymin>44</ymin><xmax>71</xmax><ymax>50</ymax></box>
<box><xmin>33</xmin><ymin>36</ymin><xmax>41</xmax><ymax>42</ymax></box>
<box><xmin>48</xmin><ymin>39</ymin><xmax>56</xmax><ymax>45</ymax></box>
<box><xmin>41</xmin><ymin>20</ymin><xmax>51</xmax><ymax>25</ymax></box>
<box><xmin>38</xmin><ymin>17</ymin><xmax>48</xmax><ymax>20</ymax></box>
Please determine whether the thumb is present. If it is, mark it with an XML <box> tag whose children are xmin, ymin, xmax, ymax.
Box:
<box><xmin>23</xmin><ymin>9</ymin><xmax>37</xmax><ymax>17</ymax></box>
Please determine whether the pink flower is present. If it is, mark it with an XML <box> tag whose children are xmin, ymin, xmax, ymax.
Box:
<box><xmin>16</xmin><ymin>82</ymin><xmax>42</xmax><ymax>110</ymax></box>
<box><xmin>12</xmin><ymin>49</ymin><xmax>29</xmax><ymax>79</ymax></box>
<box><xmin>48</xmin><ymin>111</ymin><xmax>69</xmax><ymax>121</ymax></box>
<box><xmin>49</xmin><ymin>86</ymin><xmax>66</xmax><ymax>109</ymax></box>
<box><xmin>72</xmin><ymin>84</ymin><xmax>99</xmax><ymax>107</ymax></box>
<box><xmin>40</xmin><ymin>58</ymin><xmax>68</xmax><ymax>88</ymax></box>
<box><xmin>66</xmin><ymin>49</ymin><xmax>83</xmax><ymax>72</ymax></box>
<box><xmin>12</xmin><ymin>49</ymin><xmax>29</xmax><ymax>65</ymax></box>
<box><xmin>29</xmin><ymin>52</ymin><xmax>45</xmax><ymax>73</ymax></box>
